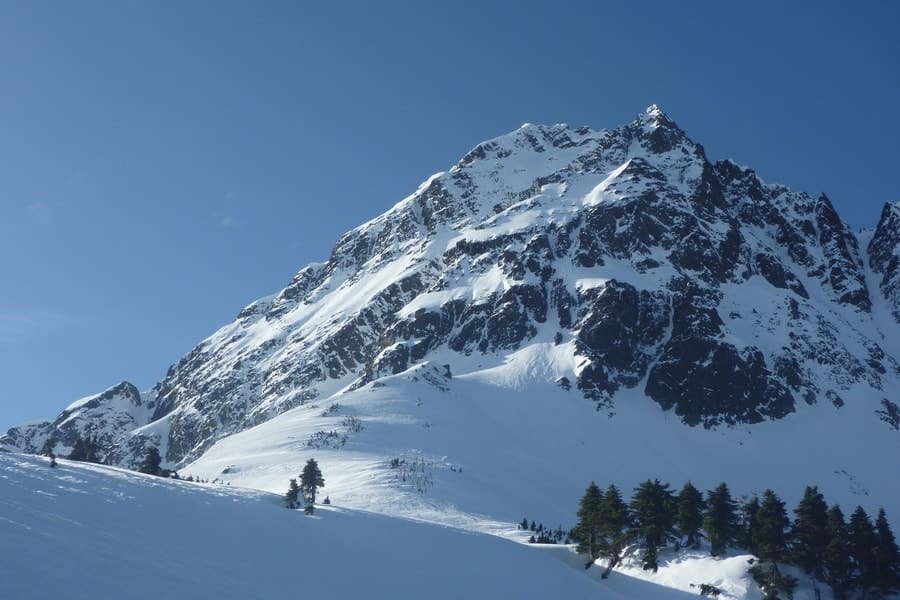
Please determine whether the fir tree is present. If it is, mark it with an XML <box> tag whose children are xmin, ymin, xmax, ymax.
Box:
<box><xmin>139</xmin><ymin>446</ymin><xmax>162</xmax><ymax>476</ymax></box>
<box><xmin>629</xmin><ymin>479</ymin><xmax>676</xmax><ymax>571</ymax></box>
<box><xmin>848</xmin><ymin>505</ymin><xmax>878</xmax><ymax>591</ymax></box>
<box><xmin>790</xmin><ymin>485</ymin><xmax>829</xmax><ymax>577</ymax></box>
<box><xmin>573</xmin><ymin>482</ymin><xmax>604</xmax><ymax>561</ymax></box>
<box><xmin>752</xmin><ymin>489</ymin><xmax>790</xmax><ymax>564</ymax></box>
<box><xmin>741</xmin><ymin>495</ymin><xmax>760</xmax><ymax>554</ymax></box>
<box><xmin>597</xmin><ymin>484</ymin><xmax>630</xmax><ymax>569</ymax></box>
<box><xmin>520</xmin><ymin>517</ymin><xmax>529</xmax><ymax>530</ymax></box>
<box><xmin>874</xmin><ymin>508</ymin><xmax>900</xmax><ymax>594</ymax></box>
<box><xmin>300</xmin><ymin>458</ymin><xmax>325</xmax><ymax>507</ymax></box>
<box><xmin>703</xmin><ymin>482</ymin><xmax>738</xmax><ymax>557</ymax></box>
<box><xmin>823</xmin><ymin>505</ymin><xmax>853</xmax><ymax>600</ymax></box>
<box><xmin>284</xmin><ymin>478</ymin><xmax>300</xmax><ymax>509</ymax></box>
<box><xmin>676</xmin><ymin>481</ymin><xmax>705</xmax><ymax>549</ymax></box>
<box><xmin>748</xmin><ymin>491</ymin><xmax>797</xmax><ymax>600</ymax></box>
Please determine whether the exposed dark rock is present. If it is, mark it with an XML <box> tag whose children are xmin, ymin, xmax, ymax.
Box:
<box><xmin>869</xmin><ymin>202</ymin><xmax>900</xmax><ymax>322</ymax></box>
<box><xmin>814</xmin><ymin>194</ymin><xmax>871</xmax><ymax>312</ymax></box>
<box><xmin>876</xmin><ymin>399</ymin><xmax>900</xmax><ymax>430</ymax></box>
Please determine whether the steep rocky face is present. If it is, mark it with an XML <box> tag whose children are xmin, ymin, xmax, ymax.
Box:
<box><xmin>4</xmin><ymin>105</ymin><xmax>898</xmax><ymax>468</ymax></box>
<box><xmin>869</xmin><ymin>202</ymin><xmax>900</xmax><ymax>322</ymax></box>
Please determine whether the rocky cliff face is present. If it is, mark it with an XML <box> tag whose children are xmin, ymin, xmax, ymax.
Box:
<box><xmin>869</xmin><ymin>202</ymin><xmax>900</xmax><ymax>322</ymax></box>
<box><xmin>5</xmin><ymin>105</ymin><xmax>899</xmax><ymax>467</ymax></box>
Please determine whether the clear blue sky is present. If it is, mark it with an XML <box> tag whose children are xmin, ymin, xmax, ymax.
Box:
<box><xmin>1</xmin><ymin>0</ymin><xmax>898</xmax><ymax>430</ymax></box>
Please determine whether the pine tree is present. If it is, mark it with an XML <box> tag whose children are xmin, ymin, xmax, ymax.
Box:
<box><xmin>299</xmin><ymin>458</ymin><xmax>325</xmax><ymax>507</ymax></box>
<box><xmin>752</xmin><ymin>489</ymin><xmax>790</xmax><ymax>564</ymax></box>
<box><xmin>574</xmin><ymin>482</ymin><xmax>604</xmax><ymax>561</ymax></box>
<box><xmin>139</xmin><ymin>446</ymin><xmax>162</xmax><ymax>476</ymax></box>
<box><xmin>703</xmin><ymin>482</ymin><xmax>738</xmax><ymax>557</ymax></box>
<box><xmin>597</xmin><ymin>484</ymin><xmax>630</xmax><ymax>568</ymax></box>
<box><xmin>741</xmin><ymin>495</ymin><xmax>760</xmax><ymax>554</ymax></box>
<box><xmin>790</xmin><ymin>485</ymin><xmax>829</xmax><ymax>577</ymax></box>
<box><xmin>629</xmin><ymin>479</ymin><xmax>677</xmax><ymax>571</ymax></box>
<box><xmin>284</xmin><ymin>478</ymin><xmax>300</xmax><ymax>509</ymax></box>
<box><xmin>848</xmin><ymin>505</ymin><xmax>878</xmax><ymax>591</ymax></box>
<box><xmin>748</xmin><ymin>491</ymin><xmax>797</xmax><ymax>600</ymax></box>
<box><xmin>823</xmin><ymin>505</ymin><xmax>852</xmax><ymax>600</ymax></box>
<box><xmin>676</xmin><ymin>481</ymin><xmax>705</xmax><ymax>549</ymax></box>
<box><xmin>873</xmin><ymin>508</ymin><xmax>900</xmax><ymax>594</ymax></box>
<box><xmin>520</xmin><ymin>517</ymin><xmax>529</xmax><ymax>530</ymax></box>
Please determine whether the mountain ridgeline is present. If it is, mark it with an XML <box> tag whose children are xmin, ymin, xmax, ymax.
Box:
<box><xmin>4</xmin><ymin>105</ymin><xmax>900</xmax><ymax>469</ymax></box>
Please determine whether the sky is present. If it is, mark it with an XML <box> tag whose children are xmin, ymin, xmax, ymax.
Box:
<box><xmin>1</xmin><ymin>0</ymin><xmax>898</xmax><ymax>430</ymax></box>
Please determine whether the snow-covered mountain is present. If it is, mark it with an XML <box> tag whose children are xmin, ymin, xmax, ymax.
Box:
<box><xmin>4</xmin><ymin>105</ymin><xmax>899</xmax><ymax>537</ymax></box>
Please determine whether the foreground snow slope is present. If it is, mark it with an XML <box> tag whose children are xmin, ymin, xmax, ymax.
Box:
<box><xmin>0</xmin><ymin>452</ymin><xmax>702</xmax><ymax>600</ymax></box>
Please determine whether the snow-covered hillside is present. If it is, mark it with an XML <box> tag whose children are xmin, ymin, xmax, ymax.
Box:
<box><xmin>179</xmin><ymin>357</ymin><xmax>899</xmax><ymax>539</ymax></box>
<box><xmin>1</xmin><ymin>452</ymin><xmax>703</xmax><ymax>600</ymax></box>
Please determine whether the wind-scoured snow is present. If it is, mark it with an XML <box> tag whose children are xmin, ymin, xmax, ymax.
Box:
<box><xmin>1</xmin><ymin>452</ymin><xmax>696</xmax><ymax>600</ymax></box>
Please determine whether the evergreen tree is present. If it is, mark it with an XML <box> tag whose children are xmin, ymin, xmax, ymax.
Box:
<box><xmin>676</xmin><ymin>481</ymin><xmax>705</xmax><ymax>549</ymax></box>
<box><xmin>741</xmin><ymin>496</ymin><xmax>760</xmax><ymax>554</ymax></box>
<box><xmin>752</xmin><ymin>489</ymin><xmax>790</xmax><ymax>564</ymax></box>
<box><xmin>874</xmin><ymin>508</ymin><xmax>900</xmax><ymax>594</ymax></box>
<box><xmin>848</xmin><ymin>505</ymin><xmax>878</xmax><ymax>591</ymax></box>
<box><xmin>573</xmin><ymin>482</ymin><xmax>604</xmax><ymax>561</ymax></box>
<box><xmin>629</xmin><ymin>479</ymin><xmax>676</xmax><ymax>571</ymax></box>
<box><xmin>823</xmin><ymin>505</ymin><xmax>853</xmax><ymax>600</ymax></box>
<box><xmin>703</xmin><ymin>482</ymin><xmax>738</xmax><ymax>557</ymax></box>
<box><xmin>284</xmin><ymin>478</ymin><xmax>300</xmax><ymax>509</ymax></box>
<box><xmin>139</xmin><ymin>446</ymin><xmax>162</xmax><ymax>476</ymax></box>
<box><xmin>790</xmin><ymin>485</ymin><xmax>829</xmax><ymax>576</ymax></box>
<box><xmin>597</xmin><ymin>484</ymin><xmax>630</xmax><ymax>568</ymax></box>
<box><xmin>299</xmin><ymin>458</ymin><xmax>325</xmax><ymax>507</ymax></box>
<box><xmin>748</xmin><ymin>492</ymin><xmax>797</xmax><ymax>600</ymax></box>
<box><xmin>520</xmin><ymin>517</ymin><xmax>529</xmax><ymax>530</ymax></box>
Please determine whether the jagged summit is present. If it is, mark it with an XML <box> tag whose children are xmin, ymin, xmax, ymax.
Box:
<box><xmin>636</xmin><ymin>103</ymin><xmax>673</xmax><ymax>128</ymax></box>
<box><xmin>3</xmin><ymin>107</ymin><xmax>898</xmax><ymax>490</ymax></box>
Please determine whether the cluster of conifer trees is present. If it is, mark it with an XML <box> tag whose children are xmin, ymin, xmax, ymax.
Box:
<box><xmin>517</xmin><ymin>518</ymin><xmax>568</xmax><ymax>544</ymax></box>
<box><xmin>572</xmin><ymin>480</ymin><xmax>900</xmax><ymax>599</ymax></box>
<box><xmin>284</xmin><ymin>458</ymin><xmax>326</xmax><ymax>514</ymax></box>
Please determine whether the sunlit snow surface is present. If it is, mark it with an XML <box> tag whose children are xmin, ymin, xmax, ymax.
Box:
<box><xmin>1</xmin><ymin>453</ymin><xmax>701</xmax><ymax>600</ymax></box>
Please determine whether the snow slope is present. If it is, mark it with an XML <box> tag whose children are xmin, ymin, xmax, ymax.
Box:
<box><xmin>1</xmin><ymin>452</ymin><xmax>699</xmax><ymax>600</ymax></box>
<box><xmin>182</xmin><ymin>358</ymin><xmax>900</xmax><ymax>539</ymax></box>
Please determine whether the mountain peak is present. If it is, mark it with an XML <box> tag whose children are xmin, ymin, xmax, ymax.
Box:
<box><xmin>637</xmin><ymin>103</ymin><xmax>674</xmax><ymax>129</ymax></box>
<box><xmin>630</xmin><ymin>104</ymin><xmax>691</xmax><ymax>155</ymax></box>
<box><xmin>645</xmin><ymin>103</ymin><xmax>665</xmax><ymax>118</ymax></box>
